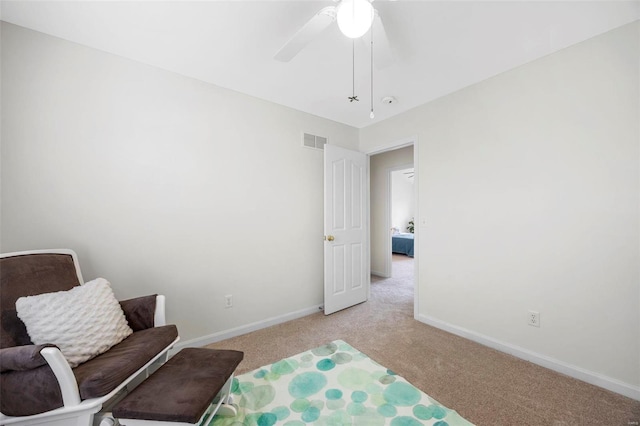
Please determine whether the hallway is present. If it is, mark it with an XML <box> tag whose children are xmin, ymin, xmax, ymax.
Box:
<box><xmin>371</xmin><ymin>253</ymin><xmax>414</xmax><ymax>311</ymax></box>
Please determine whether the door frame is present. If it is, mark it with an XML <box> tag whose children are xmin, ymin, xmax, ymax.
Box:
<box><xmin>365</xmin><ymin>136</ymin><xmax>419</xmax><ymax>319</ymax></box>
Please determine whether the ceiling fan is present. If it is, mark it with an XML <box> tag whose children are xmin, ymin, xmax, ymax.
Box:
<box><xmin>274</xmin><ymin>0</ymin><xmax>394</xmax><ymax>69</ymax></box>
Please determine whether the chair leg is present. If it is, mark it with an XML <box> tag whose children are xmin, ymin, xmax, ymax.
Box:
<box><xmin>215</xmin><ymin>403</ymin><xmax>237</xmax><ymax>417</ymax></box>
<box><xmin>212</xmin><ymin>374</ymin><xmax>237</xmax><ymax>417</ymax></box>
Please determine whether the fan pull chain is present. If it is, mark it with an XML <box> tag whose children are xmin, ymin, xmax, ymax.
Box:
<box><xmin>370</xmin><ymin>23</ymin><xmax>374</xmax><ymax>119</ymax></box>
<box><xmin>348</xmin><ymin>40</ymin><xmax>359</xmax><ymax>102</ymax></box>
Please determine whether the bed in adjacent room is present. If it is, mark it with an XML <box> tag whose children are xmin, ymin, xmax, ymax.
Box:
<box><xmin>392</xmin><ymin>233</ymin><xmax>414</xmax><ymax>257</ymax></box>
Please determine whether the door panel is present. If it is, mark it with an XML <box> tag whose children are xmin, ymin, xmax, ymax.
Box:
<box><xmin>324</xmin><ymin>145</ymin><xmax>369</xmax><ymax>315</ymax></box>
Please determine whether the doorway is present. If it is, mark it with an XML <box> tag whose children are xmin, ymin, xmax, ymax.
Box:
<box><xmin>369</xmin><ymin>144</ymin><xmax>416</xmax><ymax>313</ymax></box>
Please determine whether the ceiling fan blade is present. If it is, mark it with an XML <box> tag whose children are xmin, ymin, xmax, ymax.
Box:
<box><xmin>274</xmin><ymin>6</ymin><xmax>336</xmax><ymax>62</ymax></box>
<box><xmin>372</xmin><ymin>11</ymin><xmax>394</xmax><ymax>70</ymax></box>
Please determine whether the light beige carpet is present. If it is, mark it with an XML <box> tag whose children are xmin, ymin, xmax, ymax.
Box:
<box><xmin>207</xmin><ymin>254</ymin><xmax>640</xmax><ymax>425</ymax></box>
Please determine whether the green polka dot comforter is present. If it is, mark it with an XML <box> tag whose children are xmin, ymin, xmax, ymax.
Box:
<box><xmin>210</xmin><ymin>340</ymin><xmax>473</xmax><ymax>426</ymax></box>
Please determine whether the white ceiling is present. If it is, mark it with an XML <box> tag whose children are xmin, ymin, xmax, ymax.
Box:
<box><xmin>1</xmin><ymin>1</ymin><xmax>638</xmax><ymax>128</ymax></box>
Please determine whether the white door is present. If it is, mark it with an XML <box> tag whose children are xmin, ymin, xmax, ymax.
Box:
<box><xmin>324</xmin><ymin>144</ymin><xmax>369</xmax><ymax>315</ymax></box>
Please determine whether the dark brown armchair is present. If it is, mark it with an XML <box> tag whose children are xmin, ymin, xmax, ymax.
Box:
<box><xmin>0</xmin><ymin>249</ymin><xmax>179</xmax><ymax>426</ymax></box>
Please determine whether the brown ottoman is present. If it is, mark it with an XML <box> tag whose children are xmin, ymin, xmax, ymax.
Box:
<box><xmin>113</xmin><ymin>348</ymin><xmax>243</xmax><ymax>425</ymax></box>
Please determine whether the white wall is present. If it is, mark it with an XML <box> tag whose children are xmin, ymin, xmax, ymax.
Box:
<box><xmin>361</xmin><ymin>22</ymin><xmax>640</xmax><ymax>394</ymax></box>
<box><xmin>0</xmin><ymin>23</ymin><xmax>359</xmax><ymax>342</ymax></box>
<box><xmin>370</xmin><ymin>146</ymin><xmax>413</xmax><ymax>276</ymax></box>
<box><xmin>391</xmin><ymin>169</ymin><xmax>414</xmax><ymax>234</ymax></box>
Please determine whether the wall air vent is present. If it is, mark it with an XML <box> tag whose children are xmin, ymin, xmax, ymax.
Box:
<box><xmin>303</xmin><ymin>133</ymin><xmax>327</xmax><ymax>150</ymax></box>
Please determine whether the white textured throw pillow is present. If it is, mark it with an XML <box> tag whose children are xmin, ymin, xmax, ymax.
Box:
<box><xmin>15</xmin><ymin>278</ymin><xmax>133</xmax><ymax>368</ymax></box>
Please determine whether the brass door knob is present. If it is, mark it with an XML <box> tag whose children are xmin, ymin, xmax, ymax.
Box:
<box><xmin>326</xmin><ymin>235</ymin><xmax>335</xmax><ymax>241</ymax></box>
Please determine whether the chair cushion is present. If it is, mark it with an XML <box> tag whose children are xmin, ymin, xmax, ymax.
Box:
<box><xmin>16</xmin><ymin>278</ymin><xmax>133</xmax><ymax>367</ymax></box>
<box><xmin>0</xmin><ymin>344</ymin><xmax>57</xmax><ymax>373</ymax></box>
<box><xmin>119</xmin><ymin>295</ymin><xmax>157</xmax><ymax>331</ymax></box>
<box><xmin>1</xmin><ymin>253</ymin><xmax>81</xmax><ymax>348</ymax></box>
<box><xmin>73</xmin><ymin>324</ymin><xmax>178</xmax><ymax>400</ymax></box>
<box><xmin>112</xmin><ymin>348</ymin><xmax>244</xmax><ymax>423</ymax></box>
<box><xmin>0</xmin><ymin>362</ymin><xmax>63</xmax><ymax>416</ymax></box>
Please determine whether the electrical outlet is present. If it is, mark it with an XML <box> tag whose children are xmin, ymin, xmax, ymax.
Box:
<box><xmin>528</xmin><ymin>310</ymin><xmax>540</xmax><ymax>327</ymax></box>
<box><xmin>225</xmin><ymin>295</ymin><xmax>233</xmax><ymax>308</ymax></box>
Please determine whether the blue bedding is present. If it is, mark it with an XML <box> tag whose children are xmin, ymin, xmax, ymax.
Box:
<box><xmin>392</xmin><ymin>233</ymin><xmax>414</xmax><ymax>257</ymax></box>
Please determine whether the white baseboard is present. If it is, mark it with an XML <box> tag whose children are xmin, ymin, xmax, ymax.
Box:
<box><xmin>417</xmin><ymin>314</ymin><xmax>640</xmax><ymax>401</ymax></box>
<box><xmin>173</xmin><ymin>304</ymin><xmax>323</xmax><ymax>352</ymax></box>
<box><xmin>371</xmin><ymin>270</ymin><xmax>390</xmax><ymax>278</ymax></box>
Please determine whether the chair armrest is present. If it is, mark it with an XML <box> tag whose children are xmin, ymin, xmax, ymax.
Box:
<box><xmin>0</xmin><ymin>344</ymin><xmax>56</xmax><ymax>372</ymax></box>
<box><xmin>119</xmin><ymin>294</ymin><xmax>167</xmax><ymax>331</ymax></box>
<box><xmin>40</xmin><ymin>347</ymin><xmax>81</xmax><ymax>407</ymax></box>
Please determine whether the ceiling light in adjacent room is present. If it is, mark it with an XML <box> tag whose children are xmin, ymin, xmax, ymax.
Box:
<box><xmin>336</xmin><ymin>0</ymin><xmax>374</xmax><ymax>39</ymax></box>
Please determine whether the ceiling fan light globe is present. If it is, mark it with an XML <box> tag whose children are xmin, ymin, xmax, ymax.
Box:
<box><xmin>336</xmin><ymin>0</ymin><xmax>374</xmax><ymax>39</ymax></box>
